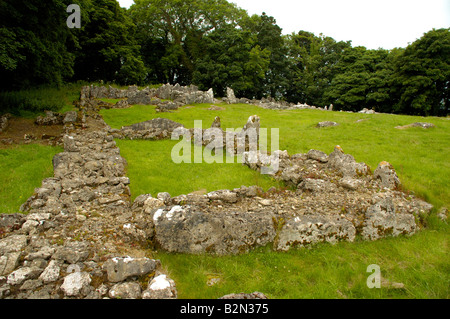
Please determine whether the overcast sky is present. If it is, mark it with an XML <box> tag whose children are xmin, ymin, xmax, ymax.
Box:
<box><xmin>118</xmin><ymin>0</ymin><xmax>450</xmax><ymax>49</ymax></box>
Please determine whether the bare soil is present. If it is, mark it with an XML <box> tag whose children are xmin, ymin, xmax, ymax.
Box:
<box><xmin>0</xmin><ymin>116</ymin><xmax>64</xmax><ymax>149</ymax></box>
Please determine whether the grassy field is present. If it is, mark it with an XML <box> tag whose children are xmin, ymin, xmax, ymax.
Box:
<box><xmin>0</xmin><ymin>96</ymin><xmax>447</xmax><ymax>298</ymax></box>
<box><xmin>0</xmin><ymin>144</ymin><xmax>63</xmax><ymax>214</ymax></box>
<box><xmin>101</xmin><ymin>103</ymin><xmax>450</xmax><ymax>209</ymax></box>
<box><xmin>99</xmin><ymin>102</ymin><xmax>449</xmax><ymax>299</ymax></box>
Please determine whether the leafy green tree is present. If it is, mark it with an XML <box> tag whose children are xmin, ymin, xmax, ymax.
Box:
<box><xmin>192</xmin><ymin>25</ymin><xmax>270</xmax><ymax>97</ymax></box>
<box><xmin>323</xmin><ymin>46</ymin><xmax>392</xmax><ymax>111</ymax></box>
<box><xmin>130</xmin><ymin>0</ymin><xmax>246</xmax><ymax>84</ymax></box>
<box><xmin>243</xmin><ymin>13</ymin><xmax>291</xmax><ymax>99</ymax></box>
<box><xmin>286</xmin><ymin>31</ymin><xmax>351</xmax><ymax>106</ymax></box>
<box><xmin>0</xmin><ymin>0</ymin><xmax>76</xmax><ymax>89</ymax></box>
<box><xmin>391</xmin><ymin>28</ymin><xmax>449</xmax><ymax>116</ymax></box>
<box><xmin>73</xmin><ymin>0</ymin><xmax>146</xmax><ymax>85</ymax></box>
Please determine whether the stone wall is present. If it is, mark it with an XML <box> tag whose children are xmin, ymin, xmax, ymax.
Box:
<box><xmin>80</xmin><ymin>83</ymin><xmax>215</xmax><ymax>112</ymax></box>
<box><xmin>0</xmin><ymin>113</ymin><xmax>177</xmax><ymax>299</ymax></box>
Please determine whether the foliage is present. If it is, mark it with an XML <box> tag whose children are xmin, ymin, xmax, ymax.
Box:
<box><xmin>391</xmin><ymin>28</ymin><xmax>450</xmax><ymax>116</ymax></box>
<box><xmin>1</xmin><ymin>0</ymin><xmax>448</xmax><ymax>116</ymax></box>
<box><xmin>0</xmin><ymin>83</ymin><xmax>83</xmax><ymax>116</ymax></box>
<box><xmin>0</xmin><ymin>0</ymin><xmax>76</xmax><ymax>89</ymax></box>
<box><xmin>73</xmin><ymin>0</ymin><xmax>146</xmax><ymax>85</ymax></box>
<box><xmin>129</xmin><ymin>0</ymin><xmax>246</xmax><ymax>85</ymax></box>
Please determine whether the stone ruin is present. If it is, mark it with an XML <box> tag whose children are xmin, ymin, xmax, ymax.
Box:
<box><xmin>0</xmin><ymin>84</ymin><xmax>436</xmax><ymax>299</ymax></box>
<box><xmin>79</xmin><ymin>83</ymin><xmax>215</xmax><ymax>113</ymax></box>
<box><xmin>223</xmin><ymin>87</ymin><xmax>333</xmax><ymax>111</ymax></box>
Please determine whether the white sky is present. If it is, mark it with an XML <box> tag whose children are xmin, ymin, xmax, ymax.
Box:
<box><xmin>118</xmin><ymin>0</ymin><xmax>450</xmax><ymax>49</ymax></box>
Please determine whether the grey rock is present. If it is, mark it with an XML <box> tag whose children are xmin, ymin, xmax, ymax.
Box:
<box><xmin>280</xmin><ymin>165</ymin><xmax>303</xmax><ymax>186</ymax></box>
<box><xmin>39</xmin><ymin>260</ymin><xmax>61</xmax><ymax>284</ymax></box>
<box><xmin>7</xmin><ymin>267</ymin><xmax>42</xmax><ymax>286</ymax></box>
<box><xmin>52</xmin><ymin>242</ymin><xmax>89</xmax><ymax>264</ymax></box>
<box><xmin>207</xmin><ymin>190</ymin><xmax>238</xmax><ymax>203</ymax></box>
<box><xmin>109</xmin><ymin>282</ymin><xmax>142</xmax><ymax>299</ymax></box>
<box><xmin>63</xmin><ymin>111</ymin><xmax>78</xmax><ymax>124</ymax></box>
<box><xmin>328</xmin><ymin>146</ymin><xmax>369</xmax><ymax>178</ymax></box>
<box><xmin>298</xmin><ymin>178</ymin><xmax>337</xmax><ymax>193</ymax></box>
<box><xmin>114</xmin><ymin>99</ymin><xmax>129</xmax><ymax>109</ymax></box>
<box><xmin>19</xmin><ymin>279</ymin><xmax>43</xmax><ymax>291</ymax></box>
<box><xmin>60</xmin><ymin>271</ymin><xmax>92</xmax><ymax>297</ymax></box>
<box><xmin>373</xmin><ymin>162</ymin><xmax>400</xmax><ymax>190</ymax></box>
<box><xmin>152</xmin><ymin>206</ymin><xmax>276</xmax><ymax>255</ymax></box>
<box><xmin>122</xmin><ymin>118</ymin><xmax>184</xmax><ymax>133</ymax></box>
<box><xmin>0</xmin><ymin>252</ymin><xmax>21</xmax><ymax>276</ymax></box>
<box><xmin>26</xmin><ymin>246</ymin><xmax>55</xmax><ymax>261</ymax></box>
<box><xmin>142</xmin><ymin>274</ymin><xmax>177</xmax><ymax>299</ymax></box>
<box><xmin>226</xmin><ymin>87</ymin><xmax>238</xmax><ymax>104</ymax></box>
<box><xmin>307</xmin><ymin>149</ymin><xmax>329</xmax><ymax>163</ymax></box>
<box><xmin>104</xmin><ymin>257</ymin><xmax>158</xmax><ymax>283</ymax></box>
<box><xmin>0</xmin><ymin>235</ymin><xmax>28</xmax><ymax>254</ymax></box>
<box><xmin>317</xmin><ymin>121</ymin><xmax>338</xmax><ymax>128</ymax></box>
<box><xmin>276</xmin><ymin>215</ymin><xmax>356</xmax><ymax>251</ymax></box>
<box><xmin>339</xmin><ymin>177</ymin><xmax>362</xmax><ymax>191</ymax></box>
<box><xmin>437</xmin><ymin>207</ymin><xmax>448</xmax><ymax>222</ymax></box>
<box><xmin>362</xmin><ymin>197</ymin><xmax>416</xmax><ymax>241</ymax></box>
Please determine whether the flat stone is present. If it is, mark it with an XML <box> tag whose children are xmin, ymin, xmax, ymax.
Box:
<box><xmin>109</xmin><ymin>282</ymin><xmax>142</xmax><ymax>299</ymax></box>
<box><xmin>60</xmin><ymin>272</ymin><xmax>92</xmax><ymax>297</ymax></box>
<box><xmin>0</xmin><ymin>235</ymin><xmax>28</xmax><ymax>254</ymax></box>
<box><xmin>104</xmin><ymin>257</ymin><xmax>158</xmax><ymax>283</ymax></box>
<box><xmin>7</xmin><ymin>267</ymin><xmax>42</xmax><ymax>286</ymax></box>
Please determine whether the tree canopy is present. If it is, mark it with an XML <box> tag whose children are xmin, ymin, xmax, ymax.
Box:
<box><xmin>0</xmin><ymin>0</ymin><xmax>448</xmax><ymax>116</ymax></box>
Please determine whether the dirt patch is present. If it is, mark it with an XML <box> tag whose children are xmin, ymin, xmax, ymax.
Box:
<box><xmin>0</xmin><ymin>116</ymin><xmax>64</xmax><ymax>149</ymax></box>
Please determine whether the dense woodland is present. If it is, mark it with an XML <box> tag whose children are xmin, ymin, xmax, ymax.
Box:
<box><xmin>1</xmin><ymin>0</ymin><xmax>449</xmax><ymax>116</ymax></box>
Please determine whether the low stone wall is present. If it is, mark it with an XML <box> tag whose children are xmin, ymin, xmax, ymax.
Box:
<box><xmin>80</xmin><ymin>83</ymin><xmax>215</xmax><ymax>111</ymax></box>
<box><xmin>127</xmin><ymin>146</ymin><xmax>432</xmax><ymax>255</ymax></box>
<box><xmin>0</xmin><ymin>114</ymin><xmax>177</xmax><ymax>299</ymax></box>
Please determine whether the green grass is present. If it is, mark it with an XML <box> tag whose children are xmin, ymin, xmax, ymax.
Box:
<box><xmin>100</xmin><ymin>102</ymin><xmax>449</xmax><ymax>299</ymax></box>
<box><xmin>0</xmin><ymin>144</ymin><xmax>63</xmax><ymax>214</ymax></box>
<box><xmin>101</xmin><ymin>103</ymin><xmax>450</xmax><ymax>209</ymax></box>
<box><xmin>116</xmin><ymin>139</ymin><xmax>284</xmax><ymax>200</ymax></box>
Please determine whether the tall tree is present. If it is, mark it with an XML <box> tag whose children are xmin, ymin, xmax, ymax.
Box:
<box><xmin>243</xmin><ymin>13</ymin><xmax>291</xmax><ymax>99</ymax></box>
<box><xmin>130</xmin><ymin>0</ymin><xmax>246</xmax><ymax>85</ymax></box>
<box><xmin>73</xmin><ymin>0</ymin><xmax>146</xmax><ymax>85</ymax></box>
<box><xmin>0</xmin><ymin>0</ymin><xmax>76</xmax><ymax>89</ymax></box>
<box><xmin>286</xmin><ymin>31</ymin><xmax>351</xmax><ymax>106</ymax></box>
<box><xmin>391</xmin><ymin>28</ymin><xmax>449</xmax><ymax>116</ymax></box>
<box><xmin>192</xmin><ymin>24</ymin><xmax>270</xmax><ymax>97</ymax></box>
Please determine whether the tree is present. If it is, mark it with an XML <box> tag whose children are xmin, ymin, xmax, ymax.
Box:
<box><xmin>130</xmin><ymin>0</ymin><xmax>246</xmax><ymax>84</ymax></box>
<box><xmin>0</xmin><ymin>0</ymin><xmax>76</xmax><ymax>89</ymax></box>
<box><xmin>286</xmin><ymin>31</ymin><xmax>351</xmax><ymax>105</ymax></box>
<box><xmin>192</xmin><ymin>24</ymin><xmax>270</xmax><ymax>97</ymax></box>
<box><xmin>243</xmin><ymin>13</ymin><xmax>291</xmax><ymax>99</ymax></box>
<box><xmin>323</xmin><ymin>46</ymin><xmax>393</xmax><ymax>111</ymax></box>
<box><xmin>391</xmin><ymin>28</ymin><xmax>449</xmax><ymax>116</ymax></box>
<box><xmin>73</xmin><ymin>0</ymin><xmax>146</xmax><ymax>85</ymax></box>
